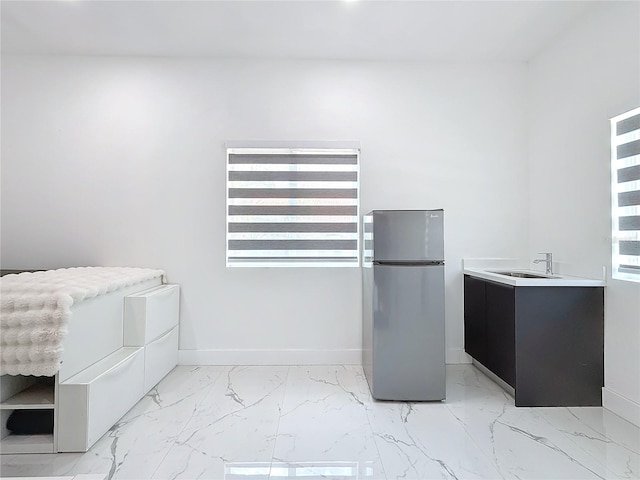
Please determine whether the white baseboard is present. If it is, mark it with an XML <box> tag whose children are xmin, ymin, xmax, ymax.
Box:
<box><xmin>178</xmin><ymin>349</ymin><xmax>361</xmax><ymax>366</ymax></box>
<box><xmin>602</xmin><ymin>387</ymin><xmax>640</xmax><ymax>427</ymax></box>
<box><xmin>179</xmin><ymin>348</ymin><xmax>471</xmax><ymax>366</ymax></box>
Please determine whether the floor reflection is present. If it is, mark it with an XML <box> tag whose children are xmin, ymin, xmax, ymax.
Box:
<box><xmin>225</xmin><ymin>461</ymin><xmax>374</xmax><ymax>479</ymax></box>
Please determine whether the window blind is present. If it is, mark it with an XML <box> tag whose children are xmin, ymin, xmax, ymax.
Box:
<box><xmin>611</xmin><ymin>107</ymin><xmax>640</xmax><ymax>281</ymax></box>
<box><xmin>226</xmin><ymin>148</ymin><xmax>360</xmax><ymax>267</ymax></box>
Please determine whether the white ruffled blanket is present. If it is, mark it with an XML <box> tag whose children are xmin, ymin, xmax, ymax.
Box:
<box><xmin>1</xmin><ymin>267</ymin><xmax>165</xmax><ymax>377</ymax></box>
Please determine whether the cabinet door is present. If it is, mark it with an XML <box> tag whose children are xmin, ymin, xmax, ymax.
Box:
<box><xmin>463</xmin><ymin>275</ymin><xmax>487</xmax><ymax>365</ymax></box>
<box><xmin>485</xmin><ymin>282</ymin><xmax>516</xmax><ymax>388</ymax></box>
<box><xmin>515</xmin><ymin>287</ymin><xmax>604</xmax><ymax>406</ymax></box>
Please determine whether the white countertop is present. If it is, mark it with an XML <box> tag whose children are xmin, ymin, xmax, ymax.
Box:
<box><xmin>463</xmin><ymin>267</ymin><xmax>605</xmax><ymax>287</ymax></box>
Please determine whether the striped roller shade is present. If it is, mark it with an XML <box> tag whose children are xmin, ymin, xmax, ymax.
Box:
<box><xmin>226</xmin><ymin>148</ymin><xmax>360</xmax><ymax>266</ymax></box>
<box><xmin>612</xmin><ymin>107</ymin><xmax>640</xmax><ymax>281</ymax></box>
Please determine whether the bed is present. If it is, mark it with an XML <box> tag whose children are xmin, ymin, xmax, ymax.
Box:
<box><xmin>0</xmin><ymin>267</ymin><xmax>180</xmax><ymax>454</ymax></box>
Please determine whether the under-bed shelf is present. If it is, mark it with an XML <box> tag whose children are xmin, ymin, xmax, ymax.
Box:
<box><xmin>0</xmin><ymin>433</ymin><xmax>54</xmax><ymax>454</ymax></box>
<box><xmin>0</xmin><ymin>383</ymin><xmax>55</xmax><ymax>409</ymax></box>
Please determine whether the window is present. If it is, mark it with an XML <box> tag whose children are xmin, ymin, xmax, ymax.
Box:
<box><xmin>611</xmin><ymin>107</ymin><xmax>640</xmax><ymax>282</ymax></box>
<box><xmin>226</xmin><ymin>146</ymin><xmax>360</xmax><ymax>267</ymax></box>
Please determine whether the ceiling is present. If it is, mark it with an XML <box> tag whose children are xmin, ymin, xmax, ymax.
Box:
<box><xmin>1</xmin><ymin>0</ymin><xmax>602</xmax><ymax>62</ymax></box>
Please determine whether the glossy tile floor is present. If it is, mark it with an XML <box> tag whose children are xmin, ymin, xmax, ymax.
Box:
<box><xmin>1</xmin><ymin>364</ymin><xmax>639</xmax><ymax>479</ymax></box>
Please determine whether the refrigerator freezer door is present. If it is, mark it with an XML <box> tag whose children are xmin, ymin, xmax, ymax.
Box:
<box><xmin>372</xmin><ymin>210</ymin><xmax>444</xmax><ymax>262</ymax></box>
<box><xmin>369</xmin><ymin>263</ymin><xmax>445</xmax><ymax>401</ymax></box>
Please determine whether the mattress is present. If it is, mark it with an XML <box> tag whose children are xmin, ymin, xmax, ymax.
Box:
<box><xmin>0</xmin><ymin>266</ymin><xmax>165</xmax><ymax>376</ymax></box>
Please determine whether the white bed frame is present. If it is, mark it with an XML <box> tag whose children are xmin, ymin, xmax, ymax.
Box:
<box><xmin>0</xmin><ymin>279</ymin><xmax>180</xmax><ymax>454</ymax></box>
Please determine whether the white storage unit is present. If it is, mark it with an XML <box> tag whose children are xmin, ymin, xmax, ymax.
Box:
<box><xmin>58</xmin><ymin>278</ymin><xmax>162</xmax><ymax>383</ymax></box>
<box><xmin>0</xmin><ymin>376</ymin><xmax>57</xmax><ymax>454</ymax></box>
<box><xmin>124</xmin><ymin>284</ymin><xmax>180</xmax><ymax>346</ymax></box>
<box><xmin>57</xmin><ymin>348</ymin><xmax>145</xmax><ymax>452</ymax></box>
<box><xmin>144</xmin><ymin>327</ymin><xmax>179</xmax><ymax>393</ymax></box>
<box><xmin>0</xmin><ymin>282</ymin><xmax>180</xmax><ymax>454</ymax></box>
<box><xmin>124</xmin><ymin>284</ymin><xmax>180</xmax><ymax>392</ymax></box>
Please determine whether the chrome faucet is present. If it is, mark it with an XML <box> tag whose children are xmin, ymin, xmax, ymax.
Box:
<box><xmin>533</xmin><ymin>252</ymin><xmax>553</xmax><ymax>275</ymax></box>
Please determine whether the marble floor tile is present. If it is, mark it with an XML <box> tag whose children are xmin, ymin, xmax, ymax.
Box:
<box><xmin>2</xmin><ymin>364</ymin><xmax>639</xmax><ymax>480</ymax></box>
<box><xmin>151</xmin><ymin>366</ymin><xmax>288</xmax><ymax>480</ymax></box>
<box><xmin>272</xmin><ymin>366</ymin><xmax>385</xmax><ymax>478</ymax></box>
<box><xmin>447</xmin><ymin>399</ymin><xmax>625</xmax><ymax>479</ymax></box>
<box><xmin>367</xmin><ymin>400</ymin><xmax>503</xmax><ymax>479</ymax></box>
<box><xmin>2</xmin><ymin>476</ymin><xmax>106</xmax><ymax>480</ymax></box>
<box><xmin>536</xmin><ymin>407</ymin><xmax>639</xmax><ymax>479</ymax></box>
<box><xmin>566</xmin><ymin>407</ymin><xmax>640</xmax><ymax>455</ymax></box>
<box><xmin>445</xmin><ymin>364</ymin><xmax>510</xmax><ymax>405</ymax></box>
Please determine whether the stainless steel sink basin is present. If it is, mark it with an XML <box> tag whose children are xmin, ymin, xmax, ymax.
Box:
<box><xmin>492</xmin><ymin>271</ymin><xmax>556</xmax><ymax>279</ymax></box>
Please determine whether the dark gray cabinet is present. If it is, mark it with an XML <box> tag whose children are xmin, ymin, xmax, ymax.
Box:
<box><xmin>463</xmin><ymin>275</ymin><xmax>487</xmax><ymax>363</ymax></box>
<box><xmin>463</xmin><ymin>274</ymin><xmax>604</xmax><ymax>407</ymax></box>
<box><xmin>485</xmin><ymin>281</ymin><xmax>516</xmax><ymax>389</ymax></box>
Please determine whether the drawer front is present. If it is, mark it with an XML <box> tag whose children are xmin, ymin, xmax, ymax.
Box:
<box><xmin>58</xmin><ymin>348</ymin><xmax>145</xmax><ymax>452</ymax></box>
<box><xmin>124</xmin><ymin>285</ymin><xmax>180</xmax><ymax>346</ymax></box>
<box><xmin>60</xmin><ymin>278</ymin><xmax>162</xmax><ymax>382</ymax></box>
<box><xmin>144</xmin><ymin>327</ymin><xmax>178</xmax><ymax>393</ymax></box>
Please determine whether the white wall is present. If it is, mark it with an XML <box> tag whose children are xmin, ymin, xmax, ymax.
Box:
<box><xmin>527</xmin><ymin>2</ymin><xmax>640</xmax><ymax>426</ymax></box>
<box><xmin>1</xmin><ymin>57</ymin><xmax>529</xmax><ymax>364</ymax></box>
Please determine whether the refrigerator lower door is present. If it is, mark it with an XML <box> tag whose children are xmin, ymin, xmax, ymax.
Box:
<box><xmin>369</xmin><ymin>263</ymin><xmax>445</xmax><ymax>401</ymax></box>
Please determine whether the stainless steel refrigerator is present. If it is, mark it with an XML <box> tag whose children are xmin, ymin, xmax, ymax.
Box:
<box><xmin>362</xmin><ymin>209</ymin><xmax>445</xmax><ymax>401</ymax></box>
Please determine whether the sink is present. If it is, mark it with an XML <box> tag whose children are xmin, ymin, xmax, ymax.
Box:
<box><xmin>463</xmin><ymin>264</ymin><xmax>605</xmax><ymax>287</ymax></box>
<box><xmin>491</xmin><ymin>271</ymin><xmax>557</xmax><ymax>279</ymax></box>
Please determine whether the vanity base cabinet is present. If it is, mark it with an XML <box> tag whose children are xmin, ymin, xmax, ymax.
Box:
<box><xmin>463</xmin><ymin>276</ymin><xmax>487</xmax><ymax>365</ymax></box>
<box><xmin>463</xmin><ymin>275</ymin><xmax>604</xmax><ymax>407</ymax></box>
<box><xmin>485</xmin><ymin>282</ymin><xmax>516</xmax><ymax>389</ymax></box>
<box><xmin>516</xmin><ymin>287</ymin><xmax>604</xmax><ymax>407</ymax></box>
